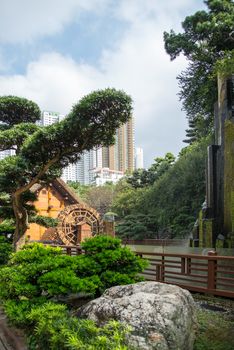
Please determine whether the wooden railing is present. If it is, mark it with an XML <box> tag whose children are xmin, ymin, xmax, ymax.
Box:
<box><xmin>49</xmin><ymin>244</ymin><xmax>82</xmax><ymax>255</ymax></box>
<box><xmin>136</xmin><ymin>251</ymin><xmax>234</xmax><ymax>298</ymax></box>
<box><xmin>48</xmin><ymin>244</ymin><xmax>234</xmax><ymax>298</ymax></box>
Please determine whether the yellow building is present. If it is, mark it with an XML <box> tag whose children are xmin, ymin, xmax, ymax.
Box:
<box><xmin>26</xmin><ymin>178</ymin><xmax>94</xmax><ymax>244</ymax></box>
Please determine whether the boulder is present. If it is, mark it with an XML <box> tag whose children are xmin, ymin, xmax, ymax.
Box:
<box><xmin>77</xmin><ymin>281</ymin><xmax>197</xmax><ymax>350</ymax></box>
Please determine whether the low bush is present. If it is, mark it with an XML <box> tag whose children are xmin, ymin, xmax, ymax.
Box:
<box><xmin>0</xmin><ymin>236</ymin><xmax>12</xmax><ymax>266</ymax></box>
<box><xmin>5</xmin><ymin>301</ymin><xmax>131</xmax><ymax>350</ymax></box>
<box><xmin>0</xmin><ymin>236</ymin><xmax>147</xmax><ymax>301</ymax></box>
<box><xmin>0</xmin><ymin>235</ymin><xmax>146</xmax><ymax>350</ymax></box>
<box><xmin>77</xmin><ymin>235</ymin><xmax>147</xmax><ymax>292</ymax></box>
<box><xmin>3</xmin><ymin>297</ymin><xmax>47</xmax><ymax>328</ymax></box>
<box><xmin>28</xmin><ymin>302</ymin><xmax>131</xmax><ymax>350</ymax></box>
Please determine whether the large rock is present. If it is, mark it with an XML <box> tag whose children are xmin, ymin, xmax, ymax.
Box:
<box><xmin>77</xmin><ymin>282</ymin><xmax>197</xmax><ymax>350</ymax></box>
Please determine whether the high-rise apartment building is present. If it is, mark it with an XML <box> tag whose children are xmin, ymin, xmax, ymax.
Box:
<box><xmin>135</xmin><ymin>147</ymin><xmax>144</xmax><ymax>169</ymax></box>
<box><xmin>102</xmin><ymin>118</ymin><xmax>135</xmax><ymax>173</ymax></box>
<box><xmin>39</xmin><ymin>111</ymin><xmax>64</xmax><ymax>126</ymax></box>
<box><xmin>38</xmin><ymin>112</ymin><xmax>135</xmax><ymax>184</ymax></box>
<box><xmin>0</xmin><ymin>111</ymin><xmax>134</xmax><ymax>185</ymax></box>
<box><xmin>0</xmin><ymin>149</ymin><xmax>15</xmax><ymax>160</ymax></box>
<box><xmin>39</xmin><ymin>111</ymin><xmax>79</xmax><ymax>183</ymax></box>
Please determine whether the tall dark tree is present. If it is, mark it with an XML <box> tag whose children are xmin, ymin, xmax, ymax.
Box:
<box><xmin>0</xmin><ymin>90</ymin><xmax>132</xmax><ymax>248</ymax></box>
<box><xmin>164</xmin><ymin>0</ymin><xmax>234</xmax><ymax>125</ymax></box>
<box><xmin>183</xmin><ymin>114</ymin><xmax>213</xmax><ymax>144</ymax></box>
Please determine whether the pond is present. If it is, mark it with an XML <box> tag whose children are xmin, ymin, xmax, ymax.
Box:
<box><xmin>125</xmin><ymin>243</ymin><xmax>234</xmax><ymax>256</ymax></box>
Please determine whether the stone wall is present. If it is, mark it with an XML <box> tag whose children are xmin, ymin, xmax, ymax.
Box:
<box><xmin>193</xmin><ymin>75</ymin><xmax>234</xmax><ymax>248</ymax></box>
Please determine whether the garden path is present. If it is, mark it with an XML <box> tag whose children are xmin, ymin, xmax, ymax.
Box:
<box><xmin>0</xmin><ymin>308</ymin><xmax>27</xmax><ymax>350</ymax></box>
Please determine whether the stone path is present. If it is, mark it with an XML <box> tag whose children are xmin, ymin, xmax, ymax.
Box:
<box><xmin>0</xmin><ymin>308</ymin><xmax>27</xmax><ymax>350</ymax></box>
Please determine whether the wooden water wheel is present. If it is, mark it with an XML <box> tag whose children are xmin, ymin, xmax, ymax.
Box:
<box><xmin>57</xmin><ymin>204</ymin><xmax>102</xmax><ymax>245</ymax></box>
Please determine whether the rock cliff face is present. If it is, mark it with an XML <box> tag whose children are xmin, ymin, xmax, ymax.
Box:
<box><xmin>77</xmin><ymin>281</ymin><xmax>197</xmax><ymax>350</ymax></box>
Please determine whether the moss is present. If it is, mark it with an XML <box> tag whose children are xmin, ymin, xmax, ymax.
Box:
<box><xmin>231</xmin><ymin>191</ymin><xmax>234</xmax><ymax>233</ymax></box>
<box><xmin>204</xmin><ymin>220</ymin><xmax>213</xmax><ymax>248</ymax></box>
<box><xmin>199</xmin><ymin>210</ymin><xmax>203</xmax><ymax>248</ymax></box>
<box><xmin>216</xmin><ymin>240</ymin><xmax>224</xmax><ymax>249</ymax></box>
<box><xmin>226</xmin><ymin>232</ymin><xmax>234</xmax><ymax>249</ymax></box>
<box><xmin>223</xmin><ymin>120</ymin><xmax>234</xmax><ymax>233</ymax></box>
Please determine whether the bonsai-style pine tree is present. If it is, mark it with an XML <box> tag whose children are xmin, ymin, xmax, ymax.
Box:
<box><xmin>0</xmin><ymin>89</ymin><xmax>132</xmax><ymax>248</ymax></box>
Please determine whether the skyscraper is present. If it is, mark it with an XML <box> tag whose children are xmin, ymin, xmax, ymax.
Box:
<box><xmin>102</xmin><ymin>118</ymin><xmax>135</xmax><ymax>173</ymax></box>
<box><xmin>39</xmin><ymin>111</ymin><xmax>79</xmax><ymax>183</ymax></box>
<box><xmin>39</xmin><ymin>111</ymin><xmax>64</xmax><ymax>126</ymax></box>
<box><xmin>135</xmin><ymin>147</ymin><xmax>144</xmax><ymax>169</ymax></box>
<box><xmin>39</xmin><ymin>112</ymin><xmax>135</xmax><ymax>184</ymax></box>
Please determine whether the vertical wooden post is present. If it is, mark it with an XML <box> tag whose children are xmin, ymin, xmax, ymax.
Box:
<box><xmin>187</xmin><ymin>258</ymin><xmax>191</xmax><ymax>275</ymax></box>
<box><xmin>181</xmin><ymin>257</ymin><xmax>186</xmax><ymax>274</ymax></box>
<box><xmin>207</xmin><ymin>251</ymin><xmax>217</xmax><ymax>291</ymax></box>
<box><xmin>161</xmin><ymin>256</ymin><xmax>165</xmax><ymax>282</ymax></box>
<box><xmin>67</xmin><ymin>247</ymin><xmax>71</xmax><ymax>255</ymax></box>
<box><xmin>156</xmin><ymin>265</ymin><xmax>160</xmax><ymax>281</ymax></box>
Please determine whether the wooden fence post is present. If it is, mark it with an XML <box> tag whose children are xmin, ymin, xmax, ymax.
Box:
<box><xmin>156</xmin><ymin>265</ymin><xmax>160</xmax><ymax>281</ymax></box>
<box><xmin>181</xmin><ymin>257</ymin><xmax>186</xmax><ymax>274</ymax></box>
<box><xmin>207</xmin><ymin>251</ymin><xmax>217</xmax><ymax>291</ymax></box>
<box><xmin>67</xmin><ymin>247</ymin><xmax>71</xmax><ymax>256</ymax></box>
<box><xmin>161</xmin><ymin>256</ymin><xmax>165</xmax><ymax>282</ymax></box>
<box><xmin>187</xmin><ymin>258</ymin><xmax>191</xmax><ymax>275</ymax></box>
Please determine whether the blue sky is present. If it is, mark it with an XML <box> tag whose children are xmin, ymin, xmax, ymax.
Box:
<box><xmin>0</xmin><ymin>0</ymin><xmax>205</xmax><ymax>166</ymax></box>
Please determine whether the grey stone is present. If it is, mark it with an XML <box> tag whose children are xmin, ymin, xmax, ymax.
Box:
<box><xmin>77</xmin><ymin>281</ymin><xmax>197</xmax><ymax>350</ymax></box>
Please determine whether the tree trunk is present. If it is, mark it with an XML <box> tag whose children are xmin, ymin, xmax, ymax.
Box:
<box><xmin>12</xmin><ymin>194</ymin><xmax>29</xmax><ymax>251</ymax></box>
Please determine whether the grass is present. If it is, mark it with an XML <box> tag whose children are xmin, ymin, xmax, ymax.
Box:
<box><xmin>194</xmin><ymin>295</ymin><xmax>234</xmax><ymax>350</ymax></box>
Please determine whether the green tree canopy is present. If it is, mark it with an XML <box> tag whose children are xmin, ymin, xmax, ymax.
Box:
<box><xmin>0</xmin><ymin>96</ymin><xmax>41</xmax><ymax>127</ymax></box>
<box><xmin>113</xmin><ymin>138</ymin><xmax>210</xmax><ymax>238</ymax></box>
<box><xmin>0</xmin><ymin>89</ymin><xmax>132</xmax><ymax>247</ymax></box>
<box><xmin>126</xmin><ymin>153</ymin><xmax>175</xmax><ymax>188</ymax></box>
<box><xmin>164</xmin><ymin>0</ymin><xmax>234</xmax><ymax>125</ymax></box>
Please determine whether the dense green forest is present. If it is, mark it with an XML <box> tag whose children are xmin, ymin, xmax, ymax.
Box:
<box><xmin>69</xmin><ymin>137</ymin><xmax>210</xmax><ymax>239</ymax></box>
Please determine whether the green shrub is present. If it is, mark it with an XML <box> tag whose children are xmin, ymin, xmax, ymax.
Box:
<box><xmin>78</xmin><ymin>235</ymin><xmax>148</xmax><ymax>293</ymax></box>
<box><xmin>26</xmin><ymin>302</ymin><xmax>131</xmax><ymax>350</ymax></box>
<box><xmin>0</xmin><ymin>236</ymin><xmax>147</xmax><ymax>302</ymax></box>
<box><xmin>3</xmin><ymin>297</ymin><xmax>47</xmax><ymax>328</ymax></box>
<box><xmin>0</xmin><ymin>236</ymin><xmax>12</xmax><ymax>266</ymax></box>
<box><xmin>0</xmin><ymin>236</ymin><xmax>146</xmax><ymax>350</ymax></box>
<box><xmin>0</xmin><ymin>243</ymin><xmax>101</xmax><ymax>300</ymax></box>
<box><xmin>81</xmin><ymin>235</ymin><xmax>121</xmax><ymax>253</ymax></box>
<box><xmin>38</xmin><ymin>271</ymin><xmax>101</xmax><ymax>296</ymax></box>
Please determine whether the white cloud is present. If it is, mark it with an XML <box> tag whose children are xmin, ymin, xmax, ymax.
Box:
<box><xmin>0</xmin><ymin>0</ymin><xmax>110</xmax><ymax>43</ymax></box>
<box><xmin>0</xmin><ymin>53</ymin><xmax>103</xmax><ymax>112</ymax></box>
<box><xmin>0</xmin><ymin>0</ymin><xmax>205</xmax><ymax>165</ymax></box>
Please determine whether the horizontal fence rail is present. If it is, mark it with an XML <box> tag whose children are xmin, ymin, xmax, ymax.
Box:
<box><xmin>47</xmin><ymin>244</ymin><xmax>82</xmax><ymax>256</ymax></box>
<box><xmin>47</xmin><ymin>244</ymin><xmax>234</xmax><ymax>298</ymax></box>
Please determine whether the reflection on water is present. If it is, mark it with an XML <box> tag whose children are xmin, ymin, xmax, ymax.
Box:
<box><xmin>125</xmin><ymin>244</ymin><xmax>234</xmax><ymax>256</ymax></box>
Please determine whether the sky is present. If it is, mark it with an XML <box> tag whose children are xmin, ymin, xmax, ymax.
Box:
<box><xmin>0</xmin><ymin>0</ymin><xmax>205</xmax><ymax>167</ymax></box>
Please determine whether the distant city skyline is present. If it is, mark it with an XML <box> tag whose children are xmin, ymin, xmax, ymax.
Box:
<box><xmin>40</xmin><ymin>111</ymin><xmax>135</xmax><ymax>184</ymax></box>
